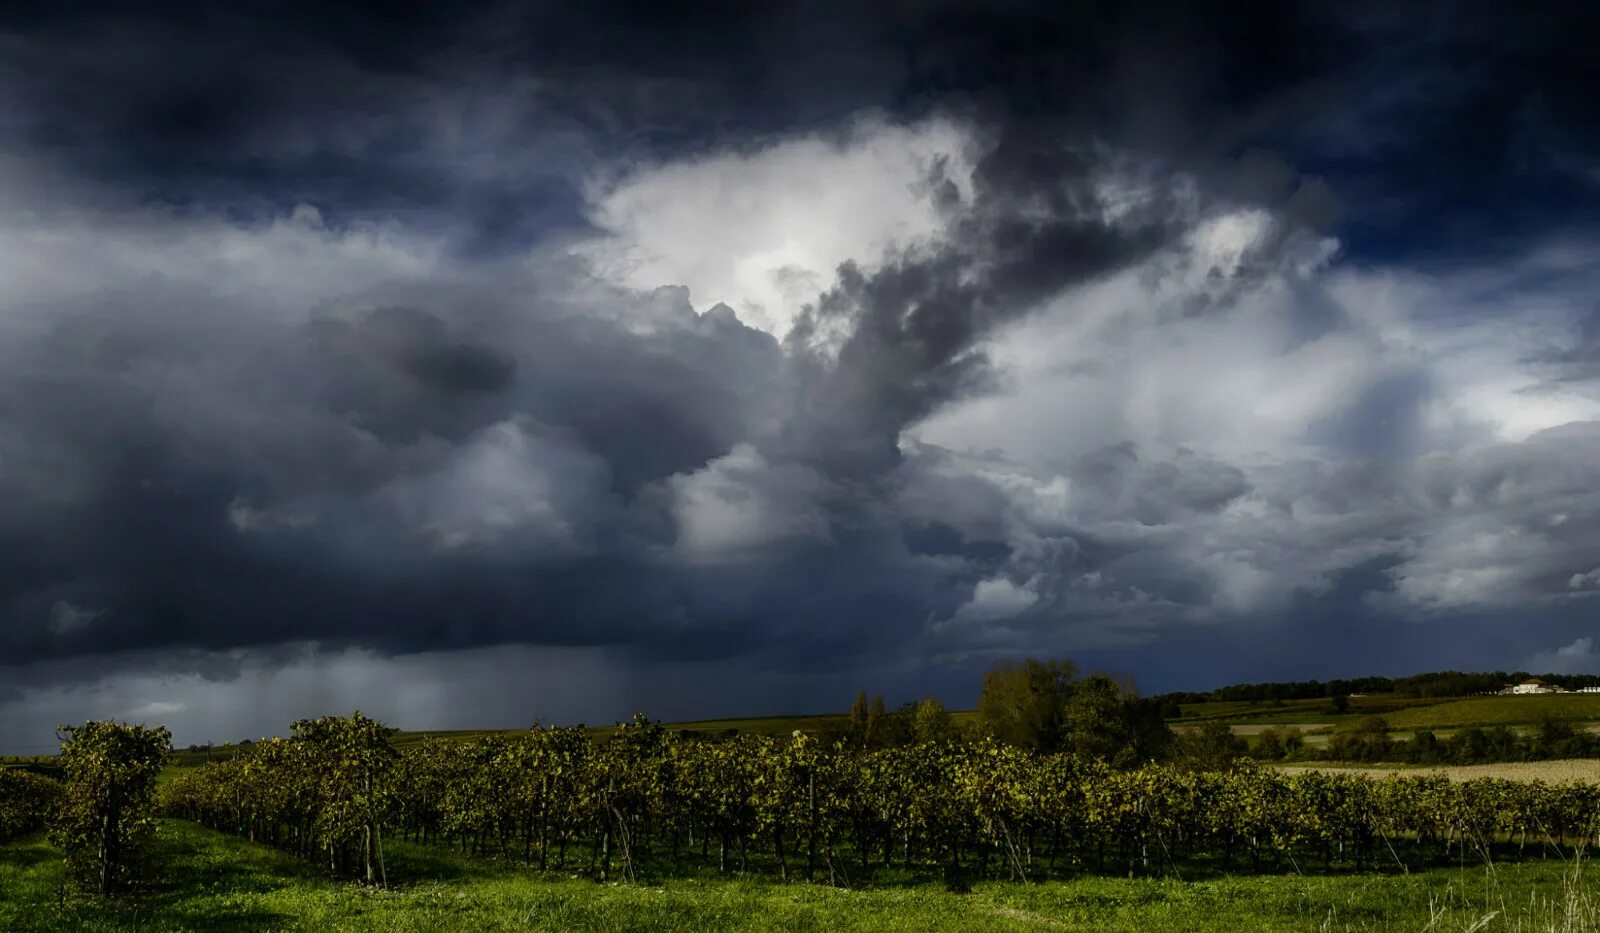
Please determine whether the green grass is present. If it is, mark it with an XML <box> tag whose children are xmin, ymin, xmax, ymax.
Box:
<box><xmin>1178</xmin><ymin>696</ymin><xmax>1454</xmax><ymax>726</ymax></box>
<box><xmin>1384</xmin><ymin>695</ymin><xmax>1600</xmax><ymax>730</ymax></box>
<box><xmin>5</xmin><ymin>820</ymin><xmax>1600</xmax><ymax>932</ymax></box>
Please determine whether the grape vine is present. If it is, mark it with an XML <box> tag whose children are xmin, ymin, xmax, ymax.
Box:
<box><xmin>161</xmin><ymin>713</ymin><xmax>1600</xmax><ymax>885</ymax></box>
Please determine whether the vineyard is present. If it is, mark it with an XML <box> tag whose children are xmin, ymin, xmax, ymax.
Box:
<box><xmin>156</xmin><ymin>713</ymin><xmax>1600</xmax><ymax>888</ymax></box>
<box><xmin>0</xmin><ymin>769</ymin><xmax>60</xmax><ymax>843</ymax></box>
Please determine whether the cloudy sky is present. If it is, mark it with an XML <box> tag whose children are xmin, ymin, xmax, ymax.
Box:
<box><xmin>3</xmin><ymin>2</ymin><xmax>1600</xmax><ymax>751</ymax></box>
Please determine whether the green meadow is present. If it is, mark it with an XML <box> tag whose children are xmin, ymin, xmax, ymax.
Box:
<box><xmin>1383</xmin><ymin>695</ymin><xmax>1600</xmax><ymax>730</ymax></box>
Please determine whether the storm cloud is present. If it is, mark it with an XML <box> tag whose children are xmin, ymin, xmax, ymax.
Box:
<box><xmin>3</xmin><ymin>1</ymin><xmax>1600</xmax><ymax>748</ymax></box>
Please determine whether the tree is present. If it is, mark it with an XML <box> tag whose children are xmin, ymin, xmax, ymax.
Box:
<box><xmin>866</xmin><ymin>694</ymin><xmax>887</xmax><ymax>748</ymax></box>
<box><xmin>1255</xmin><ymin>727</ymin><xmax>1286</xmax><ymax>761</ymax></box>
<box><xmin>1406</xmin><ymin>730</ymin><xmax>1442</xmax><ymax>764</ymax></box>
<box><xmin>51</xmin><ymin>721</ymin><xmax>170</xmax><ymax>894</ymax></box>
<box><xmin>979</xmin><ymin>660</ymin><xmax>1173</xmax><ymax>763</ymax></box>
<box><xmin>911</xmin><ymin>697</ymin><xmax>956</xmax><ymax>744</ymax></box>
<box><xmin>874</xmin><ymin>701</ymin><xmax>919</xmax><ymax>748</ymax></box>
<box><xmin>1331</xmin><ymin>694</ymin><xmax>1350</xmax><ymax>714</ymax></box>
<box><xmin>1062</xmin><ymin>675</ymin><xmax>1129</xmax><ymax>762</ymax></box>
<box><xmin>1255</xmin><ymin>725</ymin><xmax>1305</xmax><ymax>761</ymax></box>
<box><xmin>1061</xmin><ymin>675</ymin><xmax>1173</xmax><ymax>766</ymax></box>
<box><xmin>978</xmin><ymin>658</ymin><xmax>1078</xmax><ymax>751</ymax></box>
<box><xmin>847</xmin><ymin>692</ymin><xmax>870</xmax><ymax>748</ymax></box>
<box><xmin>1175</xmin><ymin>720</ymin><xmax>1247</xmax><ymax>772</ymax></box>
<box><xmin>1327</xmin><ymin>716</ymin><xmax>1390</xmax><ymax>762</ymax></box>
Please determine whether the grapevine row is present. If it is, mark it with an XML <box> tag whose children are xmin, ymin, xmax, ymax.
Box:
<box><xmin>160</xmin><ymin>714</ymin><xmax>1600</xmax><ymax>884</ymax></box>
<box><xmin>0</xmin><ymin>769</ymin><xmax>61</xmax><ymax>843</ymax></box>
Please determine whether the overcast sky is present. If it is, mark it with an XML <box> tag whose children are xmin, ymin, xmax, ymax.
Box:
<box><xmin>3</xmin><ymin>2</ymin><xmax>1600</xmax><ymax>752</ymax></box>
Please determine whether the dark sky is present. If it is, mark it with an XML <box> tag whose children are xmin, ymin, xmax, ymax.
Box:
<box><xmin>3</xmin><ymin>1</ymin><xmax>1600</xmax><ymax>750</ymax></box>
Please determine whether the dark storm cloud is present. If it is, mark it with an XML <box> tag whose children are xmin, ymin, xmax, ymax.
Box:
<box><xmin>0</xmin><ymin>1</ymin><xmax>1359</xmax><ymax>239</ymax></box>
<box><xmin>1068</xmin><ymin>445</ymin><xmax>1250</xmax><ymax>524</ymax></box>
<box><xmin>5</xmin><ymin>2</ymin><xmax>1590</xmax><ymax>255</ymax></box>
<box><xmin>2</xmin><ymin>0</ymin><xmax>1599</xmax><ymax>719</ymax></box>
<box><xmin>1282</xmin><ymin>5</ymin><xmax>1600</xmax><ymax>260</ymax></box>
<box><xmin>0</xmin><ymin>273</ymin><xmax>798</xmax><ymax>665</ymax></box>
<box><xmin>1537</xmin><ymin>305</ymin><xmax>1600</xmax><ymax>386</ymax></box>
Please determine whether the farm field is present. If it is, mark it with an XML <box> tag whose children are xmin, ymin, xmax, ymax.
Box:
<box><xmin>1384</xmin><ymin>695</ymin><xmax>1600</xmax><ymax>730</ymax></box>
<box><xmin>3</xmin><ymin>819</ymin><xmax>1597</xmax><ymax>933</ymax></box>
<box><xmin>1275</xmin><ymin>759</ymin><xmax>1600</xmax><ymax>783</ymax></box>
<box><xmin>1177</xmin><ymin>695</ymin><xmax>1453</xmax><ymax>725</ymax></box>
<box><xmin>1169</xmin><ymin>693</ymin><xmax>1600</xmax><ymax>748</ymax></box>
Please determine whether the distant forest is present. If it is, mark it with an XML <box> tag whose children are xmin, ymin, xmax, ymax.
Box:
<box><xmin>1156</xmin><ymin>670</ymin><xmax>1600</xmax><ymax>705</ymax></box>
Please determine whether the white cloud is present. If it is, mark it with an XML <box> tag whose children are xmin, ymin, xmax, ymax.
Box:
<box><xmin>1525</xmin><ymin>637</ymin><xmax>1600</xmax><ymax>675</ymax></box>
<box><xmin>663</xmin><ymin>443</ymin><xmax>834</xmax><ymax>564</ymax></box>
<box><xmin>580</xmin><ymin>116</ymin><xmax>976</xmax><ymax>337</ymax></box>
<box><xmin>378</xmin><ymin>418</ymin><xmax>610</xmax><ymax>553</ymax></box>
<box><xmin>0</xmin><ymin>171</ymin><xmax>440</xmax><ymax>335</ymax></box>
<box><xmin>951</xmin><ymin>575</ymin><xmax>1039</xmax><ymax>623</ymax></box>
<box><xmin>1570</xmin><ymin>568</ymin><xmax>1600</xmax><ymax>590</ymax></box>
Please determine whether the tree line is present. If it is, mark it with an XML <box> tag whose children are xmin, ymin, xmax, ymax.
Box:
<box><xmin>837</xmin><ymin>660</ymin><xmax>1172</xmax><ymax>763</ymax></box>
<box><xmin>1157</xmin><ymin>670</ymin><xmax>1600</xmax><ymax>705</ymax></box>
<box><xmin>1251</xmin><ymin>717</ymin><xmax>1600</xmax><ymax>766</ymax></box>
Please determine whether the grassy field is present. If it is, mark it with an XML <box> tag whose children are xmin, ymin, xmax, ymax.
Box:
<box><xmin>1383</xmin><ymin>695</ymin><xmax>1600</xmax><ymax>730</ymax></box>
<box><xmin>1169</xmin><ymin>693</ymin><xmax>1600</xmax><ymax>750</ymax></box>
<box><xmin>1176</xmin><ymin>695</ymin><xmax>1451</xmax><ymax>725</ymax></box>
<box><xmin>1275</xmin><ymin>759</ymin><xmax>1600</xmax><ymax>783</ymax></box>
<box><xmin>4</xmin><ymin>819</ymin><xmax>1600</xmax><ymax>932</ymax></box>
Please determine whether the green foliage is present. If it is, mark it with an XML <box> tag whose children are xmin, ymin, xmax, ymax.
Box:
<box><xmin>1175</xmin><ymin>721</ymin><xmax>1248</xmax><ymax>772</ymax></box>
<box><xmin>49</xmin><ymin>720</ymin><xmax>170</xmax><ymax>894</ymax></box>
<box><xmin>912</xmin><ymin>697</ymin><xmax>957</xmax><ymax>745</ymax></box>
<box><xmin>978</xmin><ymin>660</ymin><xmax>1173</xmax><ymax>762</ymax></box>
<box><xmin>848</xmin><ymin>692</ymin><xmax>870</xmax><ymax>747</ymax></box>
<box><xmin>1252</xmin><ymin>726</ymin><xmax>1304</xmax><ymax>761</ymax></box>
<box><xmin>293</xmin><ymin>711</ymin><xmax>399</xmax><ymax>883</ymax></box>
<box><xmin>1385</xmin><ymin>694</ymin><xmax>1600</xmax><ymax>730</ymax></box>
<box><xmin>1156</xmin><ymin>669</ymin><xmax>1600</xmax><ymax>705</ymax></box>
<box><xmin>163</xmin><ymin>711</ymin><xmax>398</xmax><ymax>884</ymax></box>
<box><xmin>978</xmin><ymin>659</ymin><xmax>1079</xmax><ymax>751</ymax></box>
<box><xmin>1298</xmin><ymin>714</ymin><xmax>1600</xmax><ymax>766</ymax></box>
<box><xmin>0</xmin><ymin>769</ymin><xmax>61</xmax><ymax>841</ymax></box>
<box><xmin>160</xmin><ymin>710</ymin><xmax>1600</xmax><ymax>887</ymax></box>
<box><xmin>842</xmin><ymin>694</ymin><xmax>963</xmax><ymax>750</ymax></box>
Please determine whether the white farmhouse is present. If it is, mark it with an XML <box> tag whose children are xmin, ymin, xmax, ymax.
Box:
<box><xmin>1501</xmin><ymin>678</ymin><xmax>1566</xmax><ymax>695</ymax></box>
